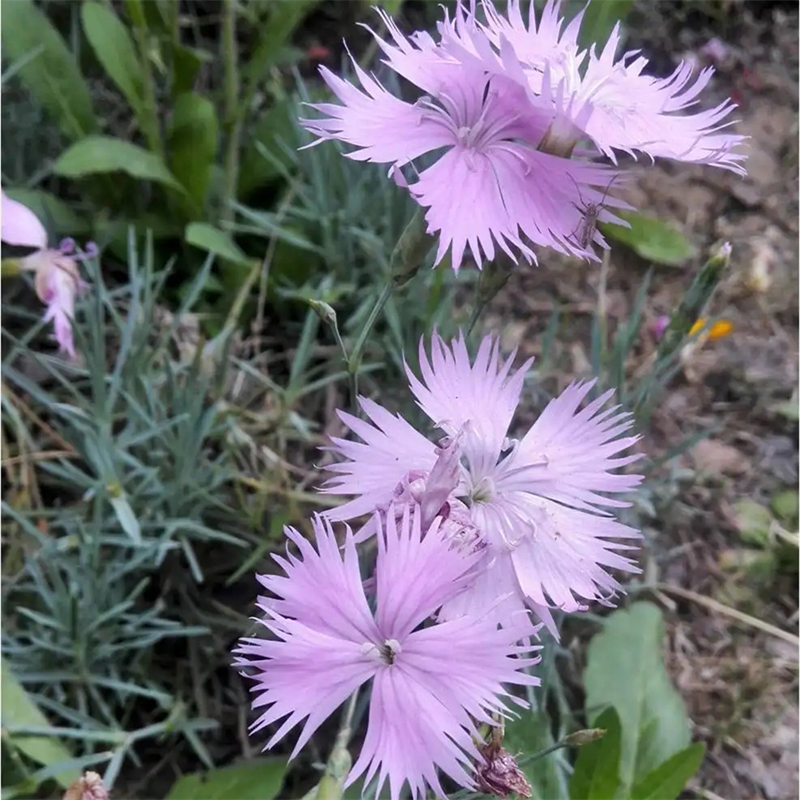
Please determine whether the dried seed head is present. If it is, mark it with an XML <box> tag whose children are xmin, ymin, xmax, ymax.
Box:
<box><xmin>475</xmin><ymin>736</ymin><xmax>532</xmax><ymax>799</ymax></box>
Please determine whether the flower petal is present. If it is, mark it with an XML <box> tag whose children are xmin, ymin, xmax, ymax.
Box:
<box><xmin>321</xmin><ymin>398</ymin><xmax>438</xmax><ymax>526</ymax></box>
<box><xmin>1</xmin><ymin>191</ymin><xmax>48</xmax><ymax>249</ymax></box>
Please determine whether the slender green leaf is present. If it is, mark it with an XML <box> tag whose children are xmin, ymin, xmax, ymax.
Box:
<box><xmin>167</xmin><ymin>93</ymin><xmax>219</xmax><ymax>210</ymax></box>
<box><xmin>108</xmin><ymin>494</ymin><xmax>141</xmax><ymax>544</ymax></box>
<box><xmin>54</xmin><ymin>136</ymin><xmax>184</xmax><ymax>191</ymax></box>
<box><xmin>630</xmin><ymin>742</ymin><xmax>706</xmax><ymax>800</ymax></box>
<box><xmin>81</xmin><ymin>1</ymin><xmax>143</xmax><ymax>115</ymax></box>
<box><xmin>243</xmin><ymin>0</ymin><xmax>318</xmax><ymax>87</ymax></box>
<box><xmin>185</xmin><ymin>223</ymin><xmax>250</xmax><ymax>266</ymax></box>
<box><xmin>601</xmin><ymin>212</ymin><xmax>696</xmax><ymax>267</ymax></box>
<box><xmin>1</xmin><ymin>0</ymin><xmax>96</xmax><ymax>139</ymax></box>
<box><xmin>569</xmin><ymin>707</ymin><xmax>622</xmax><ymax>800</ymax></box>
<box><xmin>164</xmin><ymin>758</ymin><xmax>287</xmax><ymax>800</ymax></box>
<box><xmin>238</xmin><ymin>100</ymin><xmax>296</xmax><ymax>196</ymax></box>
<box><xmin>584</xmin><ymin>603</ymin><xmax>691</xmax><ymax>793</ymax></box>
<box><xmin>0</xmin><ymin>656</ymin><xmax>78</xmax><ymax>789</ymax></box>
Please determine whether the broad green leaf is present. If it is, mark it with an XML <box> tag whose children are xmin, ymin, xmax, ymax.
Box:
<box><xmin>0</xmin><ymin>656</ymin><xmax>78</xmax><ymax>788</ymax></box>
<box><xmin>167</xmin><ymin>93</ymin><xmax>219</xmax><ymax>211</ymax></box>
<box><xmin>172</xmin><ymin>45</ymin><xmax>212</xmax><ymax>97</ymax></box>
<box><xmin>185</xmin><ymin>223</ymin><xmax>251</xmax><ymax>266</ymax></box>
<box><xmin>569</xmin><ymin>707</ymin><xmax>622</xmax><ymax>800</ymax></box>
<box><xmin>81</xmin><ymin>1</ymin><xmax>143</xmax><ymax>116</ymax></box>
<box><xmin>630</xmin><ymin>742</ymin><xmax>706</xmax><ymax>800</ymax></box>
<box><xmin>2</xmin><ymin>189</ymin><xmax>90</xmax><ymax>237</ymax></box>
<box><xmin>504</xmin><ymin>711</ymin><xmax>569</xmax><ymax>800</ymax></box>
<box><xmin>601</xmin><ymin>212</ymin><xmax>696</xmax><ymax>267</ymax></box>
<box><xmin>243</xmin><ymin>0</ymin><xmax>318</xmax><ymax>87</ymax></box>
<box><xmin>54</xmin><ymin>136</ymin><xmax>184</xmax><ymax>191</ymax></box>
<box><xmin>732</xmin><ymin>499</ymin><xmax>773</xmax><ymax>547</ymax></box>
<box><xmin>584</xmin><ymin>603</ymin><xmax>691</xmax><ymax>794</ymax></box>
<box><xmin>165</xmin><ymin>758</ymin><xmax>286</xmax><ymax>800</ymax></box>
<box><xmin>771</xmin><ymin>490</ymin><xmax>799</xmax><ymax>527</ymax></box>
<box><xmin>238</xmin><ymin>100</ymin><xmax>296</xmax><ymax>197</ymax></box>
<box><xmin>1</xmin><ymin>0</ymin><xmax>96</xmax><ymax>140</ymax></box>
<box><xmin>578</xmin><ymin>0</ymin><xmax>634</xmax><ymax>51</ymax></box>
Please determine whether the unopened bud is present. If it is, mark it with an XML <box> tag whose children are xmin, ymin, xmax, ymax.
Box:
<box><xmin>308</xmin><ymin>299</ymin><xmax>337</xmax><ymax>326</ymax></box>
<box><xmin>389</xmin><ymin>209</ymin><xmax>434</xmax><ymax>287</ymax></box>
<box><xmin>564</xmin><ymin>727</ymin><xmax>607</xmax><ymax>747</ymax></box>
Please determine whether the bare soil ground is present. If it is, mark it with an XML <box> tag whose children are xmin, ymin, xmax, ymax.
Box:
<box><xmin>485</xmin><ymin>3</ymin><xmax>799</xmax><ymax>798</ymax></box>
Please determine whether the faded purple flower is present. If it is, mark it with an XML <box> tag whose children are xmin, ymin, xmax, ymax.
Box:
<box><xmin>322</xmin><ymin>334</ymin><xmax>643</xmax><ymax>634</ymax></box>
<box><xmin>1</xmin><ymin>191</ymin><xmax>92</xmax><ymax>358</ymax></box>
<box><xmin>234</xmin><ymin>507</ymin><xmax>540</xmax><ymax>800</ymax></box>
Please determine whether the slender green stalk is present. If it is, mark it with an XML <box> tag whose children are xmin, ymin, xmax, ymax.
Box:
<box><xmin>467</xmin><ymin>254</ymin><xmax>512</xmax><ymax>337</ymax></box>
<box><xmin>221</xmin><ymin>0</ymin><xmax>241</xmax><ymax>225</ymax></box>
<box><xmin>518</xmin><ymin>727</ymin><xmax>606</xmax><ymax>766</ymax></box>
<box><xmin>127</xmin><ymin>0</ymin><xmax>164</xmax><ymax>159</ymax></box>
<box><xmin>347</xmin><ymin>278</ymin><xmax>396</xmax><ymax>401</ymax></box>
<box><xmin>313</xmin><ymin>689</ymin><xmax>359</xmax><ymax>800</ymax></box>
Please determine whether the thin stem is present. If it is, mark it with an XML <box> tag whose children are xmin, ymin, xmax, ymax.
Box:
<box><xmin>314</xmin><ymin>690</ymin><xmax>360</xmax><ymax>800</ymax></box>
<box><xmin>466</xmin><ymin>297</ymin><xmax>487</xmax><ymax>337</ymax></box>
<box><xmin>335</xmin><ymin>689</ymin><xmax>360</xmax><ymax>750</ymax></box>
<box><xmin>221</xmin><ymin>0</ymin><xmax>241</xmax><ymax>225</ymax></box>
<box><xmin>597</xmin><ymin>247</ymin><xmax>610</xmax><ymax>351</ymax></box>
<box><xmin>347</xmin><ymin>277</ymin><xmax>396</xmax><ymax>402</ymax></box>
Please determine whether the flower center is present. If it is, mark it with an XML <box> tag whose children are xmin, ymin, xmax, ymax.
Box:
<box><xmin>469</xmin><ymin>475</ymin><xmax>496</xmax><ymax>505</ymax></box>
<box><xmin>361</xmin><ymin>638</ymin><xmax>402</xmax><ymax>665</ymax></box>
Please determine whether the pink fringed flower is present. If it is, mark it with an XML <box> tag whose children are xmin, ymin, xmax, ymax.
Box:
<box><xmin>464</xmin><ymin>0</ymin><xmax>747</xmax><ymax>171</ymax></box>
<box><xmin>322</xmin><ymin>334</ymin><xmax>643</xmax><ymax>633</ymax></box>
<box><xmin>234</xmin><ymin>507</ymin><xmax>540</xmax><ymax>800</ymax></box>
<box><xmin>300</xmin><ymin>1</ymin><xmax>746</xmax><ymax>270</ymax></box>
<box><xmin>300</xmin><ymin>9</ymin><xmax>624</xmax><ymax>269</ymax></box>
<box><xmin>1</xmin><ymin>191</ymin><xmax>92</xmax><ymax>359</ymax></box>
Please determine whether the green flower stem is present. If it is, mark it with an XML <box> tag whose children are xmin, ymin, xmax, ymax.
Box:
<box><xmin>347</xmin><ymin>277</ymin><xmax>396</xmax><ymax>402</ymax></box>
<box><xmin>346</xmin><ymin>210</ymin><xmax>432</xmax><ymax>404</ymax></box>
<box><xmin>221</xmin><ymin>0</ymin><xmax>241</xmax><ymax>226</ymax></box>
<box><xmin>467</xmin><ymin>253</ymin><xmax>513</xmax><ymax>337</ymax></box>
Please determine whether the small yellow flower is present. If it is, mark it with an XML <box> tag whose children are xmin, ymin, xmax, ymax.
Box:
<box><xmin>688</xmin><ymin>318</ymin><xmax>733</xmax><ymax>341</ymax></box>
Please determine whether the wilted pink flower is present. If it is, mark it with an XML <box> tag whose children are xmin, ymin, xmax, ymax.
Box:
<box><xmin>322</xmin><ymin>334</ymin><xmax>643</xmax><ymax>633</ymax></box>
<box><xmin>235</xmin><ymin>507</ymin><xmax>540</xmax><ymax>800</ymax></box>
<box><xmin>62</xmin><ymin>772</ymin><xmax>108</xmax><ymax>800</ymax></box>
<box><xmin>1</xmin><ymin>192</ymin><xmax>92</xmax><ymax>358</ymax></box>
<box><xmin>473</xmin><ymin>0</ymin><xmax>747</xmax><ymax>171</ymax></box>
<box><xmin>300</xmin><ymin>9</ymin><xmax>625</xmax><ymax>269</ymax></box>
